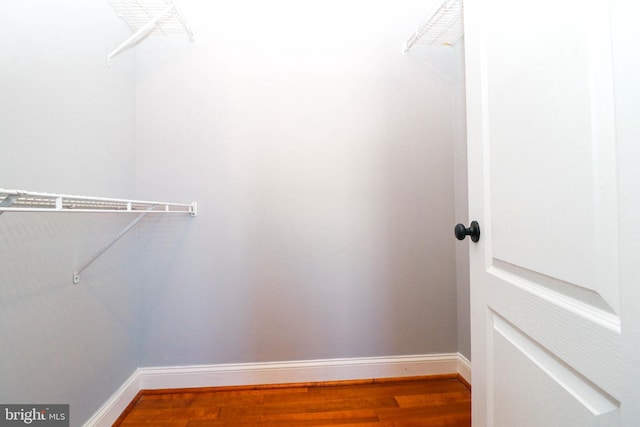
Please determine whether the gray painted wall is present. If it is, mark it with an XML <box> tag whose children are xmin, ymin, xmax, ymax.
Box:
<box><xmin>0</xmin><ymin>1</ymin><xmax>137</xmax><ymax>425</ymax></box>
<box><xmin>134</xmin><ymin>0</ymin><xmax>465</xmax><ymax>367</ymax></box>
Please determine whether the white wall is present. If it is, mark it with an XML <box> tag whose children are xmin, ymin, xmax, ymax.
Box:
<box><xmin>134</xmin><ymin>0</ymin><xmax>465</xmax><ymax>367</ymax></box>
<box><xmin>0</xmin><ymin>1</ymin><xmax>137</xmax><ymax>425</ymax></box>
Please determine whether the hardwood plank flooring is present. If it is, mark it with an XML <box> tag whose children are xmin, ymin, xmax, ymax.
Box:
<box><xmin>115</xmin><ymin>375</ymin><xmax>471</xmax><ymax>426</ymax></box>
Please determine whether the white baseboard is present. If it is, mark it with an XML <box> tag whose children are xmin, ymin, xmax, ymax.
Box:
<box><xmin>457</xmin><ymin>353</ymin><xmax>471</xmax><ymax>384</ymax></box>
<box><xmin>84</xmin><ymin>353</ymin><xmax>471</xmax><ymax>426</ymax></box>
<box><xmin>137</xmin><ymin>353</ymin><xmax>460</xmax><ymax>390</ymax></box>
<box><xmin>83</xmin><ymin>370</ymin><xmax>140</xmax><ymax>427</ymax></box>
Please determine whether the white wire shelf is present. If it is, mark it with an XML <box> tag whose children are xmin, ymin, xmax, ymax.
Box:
<box><xmin>403</xmin><ymin>0</ymin><xmax>464</xmax><ymax>53</ymax></box>
<box><xmin>107</xmin><ymin>0</ymin><xmax>195</xmax><ymax>65</ymax></box>
<box><xmin>0</xmin><ymin>189</ymin><xmax>197</xmax><ymax>215</ymax></box>
<box><xmin>0</xmin><ymin>188</ymin><xmax>197</xmax><ymax>284</ymax></box>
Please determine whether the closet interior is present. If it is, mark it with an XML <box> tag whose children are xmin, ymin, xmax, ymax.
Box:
<box><xmin>0</xmin><ymin>0</ymin><xmax>469</xmax><ymax>425</ymax></box>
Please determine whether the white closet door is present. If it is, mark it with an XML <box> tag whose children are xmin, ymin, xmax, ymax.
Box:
<box><xmin>463</xmin><ymin>0</ymin><xmax>640</xmax><ymax>425</ymax></box>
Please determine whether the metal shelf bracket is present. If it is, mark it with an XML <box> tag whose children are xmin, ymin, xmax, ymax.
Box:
<box><xmin>72</xmin><ymin>207</ymin><xmax>153</xmax><ymax>284</ymax></box>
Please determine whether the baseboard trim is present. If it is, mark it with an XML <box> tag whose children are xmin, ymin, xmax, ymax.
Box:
<box><xmin>83</xmin><ymin>370</ymin><xmax>140</xmax><ymax>427</ymax></box>
<box><xmin>137</xmin><ymin>353</ymin><xmax>461</xmax><ymax>390</ymax></box>
<box><xmin>84</xmin><ymin>353</ymin><xmax>471</xmax><ymax>426</ymax></box>
<box><xmin>457</xmin><ymin>353</ymin><xmax>471</xmax><ymax>385</ymax></box>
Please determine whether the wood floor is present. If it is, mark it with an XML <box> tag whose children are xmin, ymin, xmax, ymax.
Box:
<box><xmin>115</xmin><ymin>375</ymin><xmax>471</xmax><ymax>426</ymax></box>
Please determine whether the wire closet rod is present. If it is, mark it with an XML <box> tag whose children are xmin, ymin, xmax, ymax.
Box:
<box><xmin>0</xmin><ymin>189</ymin><xmax>197</xmax><ymax>216</ymax></box>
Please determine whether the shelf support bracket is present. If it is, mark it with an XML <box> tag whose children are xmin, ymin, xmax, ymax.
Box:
<box><xmin>73</xmin><ymin>206</ymin><xmax>155</xmax><ymax>284</ymax></box>
<box><xmin>107</xmin><ymin>4</ymin><xmax>175</xmax><ymax>66</ymax></box>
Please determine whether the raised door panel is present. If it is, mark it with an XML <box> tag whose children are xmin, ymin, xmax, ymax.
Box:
<box><xmin>484</xmin><ymin>0</ymin><xmax>618</xmax><ymax>313</ymax></box>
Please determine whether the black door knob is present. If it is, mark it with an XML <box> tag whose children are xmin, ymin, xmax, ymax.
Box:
<box><xmin>455</xmin><ymin>221</ymin><xmax>481</xmax><ymax>242</ymax></box>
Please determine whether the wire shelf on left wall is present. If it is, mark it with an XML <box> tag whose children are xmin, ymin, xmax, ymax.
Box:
<box><xmin>0</xmin><ymin>188</ymin><xmax>197</xmax><ymax>284</ymax></box>
<box><xmin>0</xmin><ymin>189</ymin><xmax>196</xmax><ymax>215</ymax></box>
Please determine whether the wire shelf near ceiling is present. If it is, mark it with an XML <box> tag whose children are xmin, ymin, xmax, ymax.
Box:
<box><xmin>107</xmin><ymin>0</ymin><xmax>194</xmax><ymax>65</ymax></box>
<box><xmin>403</xmin><ymin>0</ymin><xmax>464</xmax><ymax>53</ymax></box>
<box><xmin>109</xmin><ymin>0</ymin><xmax>193</xmax><ymax>37</ymax></box>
